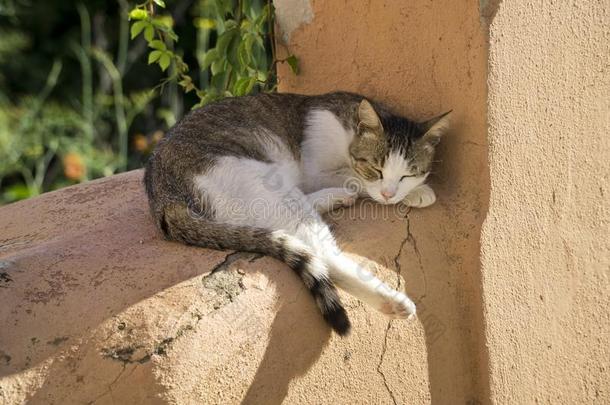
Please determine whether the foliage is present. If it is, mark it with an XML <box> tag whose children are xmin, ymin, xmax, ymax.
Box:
<box><xmin>0</xmin><ymin>0</ymin><xmax>296</xmax><ymax>204</ymax></box>
<box><xmin>130</xmin><ymin>0</ymin><xmax>297</xmax><ymax>105</ymax></box>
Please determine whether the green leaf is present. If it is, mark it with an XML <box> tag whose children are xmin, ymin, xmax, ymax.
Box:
<box><xmin>195</xmin><ymin>89</ymin><xmax>222</xmax><ymax>107</ymax></box>
<box><xmin>233</xmin><ymin>77</ymin><xmax>249</xmax><ymax>96</ymax></box>
<box><xmin>233</xmin><ymin>77</ymin><xmax>256</xmax><ymax>96</ymax></box>
<box><xmin>175</xmin><ymin>57</ymin><xmax>189</xmax><ymax>73</ymax></box>
<box><xmin>286</xmin><ymin>55</ymin><xmax>299</xmax><ymax>74</ymax></box>
<box><xmin>128</xmin><ymin>9</ymin><xmax>148</xmax><ymax>21</ymax></box>
<box><xmin>253</xmin><ymin>34</ymin><xmax>264</xmax><ymax>51</ymax></box>
<box><xmin>240</xmin><ymin>19</ymin><xmax>252</xmax><ymax>31</ymax></box>
<box><xmin>216</xmin><ymin>29</ymin><xmax>237</xmax><ymax>56</ymax></box>
<box><xmin>244</xmin><ymin>77</ymin><xmax>256</xmax><ymax>94</ymax></box>
<box><xmin>130</xmin><ymin>20</ymin><xmax>148</xmax><ymax>39</ymax></box>
<box><xmin>178</xmin><ymin>76</ymin><xmax>195</xmax><ymax>93</ymax></box>
<box><xmin>144</xmin><ymin>25</ymin><xmax>155</xmax><ymax>42</ymax></box>
<box><xmin>254</xmin><ymin>5</ymin><xmax>271</xmax><ymax>30</ymax></box>
<box><xmin>238</xmin><ymin>41</ymin><xmax>251</xmax><ymax>68</ymax></box>
<box><xmin>3</xmin><ymin>183</ymin><xmax>34</xmax><ymax>202</ymax></box>
<box><xmin>166</xmin><ymin>30</ymin><xmax>179</xmax><ymax>41</ymax></box>
<box><xmin>196</xmin><ymin>89</ymin><xmax>207</xmax><ymax>100</ymax></box>
<box><xmin>153</xmin><ymin>0</ymin><xmax>166</xmax><ymax>7</ymax></box>
<box><xmin>201</xmin><ymin>49</ymin><xmax>219</xmax><ymax>69</ymax></box>
<box><xmin>148</xmin><ymin>40</ymin><xmax>166</xmax><ymax>50</ymax></box>
<box><xmin>224</xmin><ymin>20</ymin><xmax>238</xmax><ymax>31</ymax></box>
<box><xmin>148</xmin><ymin>50</ymin><xmax>163</xmax><ymax>64</ymax></box>
<box><xmin>211</xmin><ymin>59</ymin><xmax>225</xmax><ymax>75</ymax></box>
<box><xmin>152</xmin><ymin>15</ymin><xmax>174</xmax><ymax>30</ymax></box>
<box><xmin>159</xmin><ymin>53</ymin><xmax>171</xmax><ymax>71</ymax></box>
<box><xmin>256</xmin><ymin>70</ymin><xmax>267</xmax><ymax>82</ymax></box>
<box><xmin>227</xmin><ymin>36</ymin><xmax>241</xmax><ymax>69</ymax></box>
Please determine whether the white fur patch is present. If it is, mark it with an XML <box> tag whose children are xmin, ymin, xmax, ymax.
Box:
<box><xmin>194</xmin><ymin>156</ymin><xmax>304</xmax><ymax>230</ymax></box>
<box><xmin>301</xmin><ymin>109</ymin><xmax>355</xmax><ymax>192</ymax></box>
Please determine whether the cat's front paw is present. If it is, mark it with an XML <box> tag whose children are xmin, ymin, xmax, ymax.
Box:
<box><xmin>379</xmin><ymin>291</ymin><xmax>416</xmax><ymax>320</ymax></box>
<box><xmin>402</xmin><ymin>184</ymin><xmax>436</xmax><ymax>208</ymax></box>
<box><xmin>330</xmin><ymin>190</ymin><xmax>358</xmax><ymax>210</ymax></box>
<box><xmin>340</xmin><ymin>191</ymin><xmax>358</xmax><ymax>207</ymax></box>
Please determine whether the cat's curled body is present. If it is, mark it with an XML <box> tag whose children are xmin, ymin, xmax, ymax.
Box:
<box><xmin>144</xmin><ymin>92</ymin><xmax>449</xmax><ymax>335</ymax></box>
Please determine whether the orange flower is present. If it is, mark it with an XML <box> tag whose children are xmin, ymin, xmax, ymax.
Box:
<box><xmin>133</xmin><ymin>134</ymin><xmax>148</xmax><ymax>152</ymax></box>
<box><xmin>63</xmin><ymin>152</ymin><xmax>86</xmax><ymax>181</ymax></box>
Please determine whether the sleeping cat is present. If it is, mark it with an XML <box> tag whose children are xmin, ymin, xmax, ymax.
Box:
<box><xmin>144</xmin><ymin>92</ymin><xmax>450</xmax><ymax>336</ymax></box>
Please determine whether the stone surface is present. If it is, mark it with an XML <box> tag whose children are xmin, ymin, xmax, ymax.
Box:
<box><xmin>0</xmin><ymin>171</ymin><xmax>430</xmax><ymax>404</ymax></box>
<box><xmin>483</xmin><ymin>0</ymin><xmax>610</xmax><ymax>403</ymax></box>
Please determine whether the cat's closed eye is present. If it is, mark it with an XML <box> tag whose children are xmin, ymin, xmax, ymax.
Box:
<box><xmin>366</xmin><ymin>164</ymin><xmax>383</xmax><ymax>179</ymax></box>
<box><xmin>400</xmin><ymin>175</ymin><xmax>415</xmax><ymax>181</ymax></box>
<box><xmin>353</xmin><ymin>157</ymin><xmax>383</xmax><ymax>179</ymax></box>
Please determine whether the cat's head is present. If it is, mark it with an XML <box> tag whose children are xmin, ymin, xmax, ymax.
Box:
<box><xmin>349</xmin><ymin>99</ymin><xmax>450</xmax><ymax>205</ymax></box>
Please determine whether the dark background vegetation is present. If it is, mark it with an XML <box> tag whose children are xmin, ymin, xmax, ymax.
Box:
<box><xmin>0</xmin><ymin>0</ymin><xmax>289</xmax><ymax>204</ymax></box>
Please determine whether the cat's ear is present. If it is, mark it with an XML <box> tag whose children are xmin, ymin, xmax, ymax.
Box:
<box><xmin>358</xmin><ymin>99</ymin><xmax>383</xmax><ymax>131</ymax></box>
<box><xmin>419</xmin><ymin>110</ymin><xmax>452</xmax><ymax>147</ymax></box>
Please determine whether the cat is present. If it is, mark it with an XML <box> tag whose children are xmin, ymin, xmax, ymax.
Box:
<box><xmin>144</xmin><ymin>91</ymin><xmax>450</xmax><ymax>336</ymax></box>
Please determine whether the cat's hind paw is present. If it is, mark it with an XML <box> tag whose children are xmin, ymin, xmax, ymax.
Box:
<box><xmin>379</xmin><ymin>291</ymin><xmax>417</xmax><ymax>320</ymax></box>
<box><xmin>402</xmin><ymin>184</ymin><xmax>436</xmax><ymax>208</ymax></box>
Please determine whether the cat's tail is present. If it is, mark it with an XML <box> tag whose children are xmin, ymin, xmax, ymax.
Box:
<box><xmin>159</xmin><ymin>203</ymin><xmax>351</xmax><ymax>336</ymax></box>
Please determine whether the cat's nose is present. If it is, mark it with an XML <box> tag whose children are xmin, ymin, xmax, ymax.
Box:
<box><xmin>381</xmin><ymin>190</ymin><xmax>395</xmax><ymax>200</ymax></box>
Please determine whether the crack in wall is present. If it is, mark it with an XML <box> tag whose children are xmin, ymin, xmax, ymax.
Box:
<box><xmin>102</xmin><ymin>329</ymin><xmax>190</xmax><ymax>365</ymax></box>
<box><xmin>376</xmin><ymin>211</ymin><xmax>412</xmax><ymax>405</ymax></box>
<box><xmin>102</xmin><ymin>251</ymin><xmax>263</xmax><ymax>367</ymax></box>
<box><xmin>205</xmin><ymin>251</ymin><xmax>250</xmax><ymax>276</ymax></box>
<box><xmin>202</xmin><ymin>251</ymin><xmax>264</xmax><ymax>309</ymax></box>
<box><xmin>404</xmin><ymin>211</ymin><xmax>428</xmax><ymax>300</ymax></box>
<box><xmin>377</xmin><ymin>320</ymin><xmax>398</xmax><ymax>405</ymax></box>
<box><xmin>87</xmin><ymin>362</ymin><xmax>127</xmax><ymax>405</ymax></box>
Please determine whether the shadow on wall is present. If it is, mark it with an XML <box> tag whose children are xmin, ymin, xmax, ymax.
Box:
<box><xmin>275</xmin><ymin>0</ymin><xmax>494</xmax><ymax>402</ymax></box>
<box><xmin>242</xmin><ymin>295</ymin><xmax>332</xmax><ymax>404</ymax></box>
<box><xmin>2</xmin><ymin>0</ymin><xmax>498</xmax><ymax>401</ymax></box>
<box><xmin>0</xmin><ymin>171</ymin><xmax>332</xmax><ymax>403</ymax></box>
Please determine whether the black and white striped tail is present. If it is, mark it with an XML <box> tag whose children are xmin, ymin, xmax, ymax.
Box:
<box><xmin>271</xmin><ymin>232</ymin><xmax>351</xmax><ymax>336</ymax></box>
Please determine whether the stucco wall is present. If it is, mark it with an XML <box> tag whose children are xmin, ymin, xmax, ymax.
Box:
<box><xmin>275</xmin><ymin>0</ymin><xmax>491</xmax><ymax>403</ymax></box>
<box><xmin>483</xmin><ymin>1</ymin><xmax>610</xmax><ymax>403</ymax></box>
<box><xmin>276</xmin><ymin>0</ymin><xmax>610</xmax><ymax>403</ymax></box>
<box><xmin>1</xmin><ymin>1</ymin><xmax>607</xmax><ymax>404</ymax></box>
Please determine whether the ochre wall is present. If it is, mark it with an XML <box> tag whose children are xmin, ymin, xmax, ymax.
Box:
<box><xmin>275</xmin><ymin>0</ymin><xmax>491</xmax><ymax>403</ymax></box>
<box><xmin>1</xmin><ymin>1</ymin><xmax>491</xmax><ymax>403</ymax></box>
<box><xmin>483</xmin><ymin>1</ymin><xmax>610</xmax><ymax>403</ymax></box>
<box><xmin>1</xmin><ymin>1</ymin><xmax>607</xmax><ymax>404</ymax></box>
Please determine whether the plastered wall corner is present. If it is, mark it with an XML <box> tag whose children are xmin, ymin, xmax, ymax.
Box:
<box><xmin>273</xmin><ymin>0</ymin><xmax>314</xmax><ymax>44</ymax></box>
<box><xmin>479</xmin><ymin>0</ymin><xmax>502</xmax><ymax>26</ymax></box>
<box><xmin>483</xmin><ymin>0</ymin><xmax>610</xmax><ymax>403</ymax></box>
